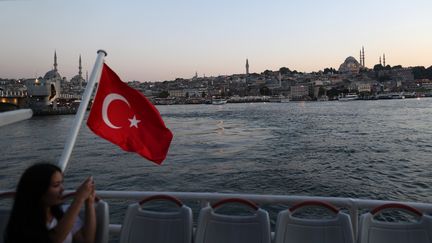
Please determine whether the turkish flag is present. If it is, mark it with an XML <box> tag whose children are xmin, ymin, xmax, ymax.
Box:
<box><xmin>87</xmin><ymin>63</ymin><xmax>173</xmax><ymax>164</ymax></box>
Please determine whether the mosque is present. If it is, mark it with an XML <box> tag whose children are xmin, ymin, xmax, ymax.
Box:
<box><xmin>69</xmin><ymin>55</ymin><xmax>86</xmax><ymax>89</ymax></box>
<box><xmin>24</xmin><ymin>51</ymin><xmax>85</xmax><ymax>110</ymax></box>
<box><xmin>338</xmin><ymin>47</ymin><xmax>366</xmax><ymax>74</ymax></box>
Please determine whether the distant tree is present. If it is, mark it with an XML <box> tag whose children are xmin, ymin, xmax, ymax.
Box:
<box><xmin>260</xmin><ymin>86</ymin><xmax>271</xmax><ymax>96</ymax></box>
<box><xmin>262</xmin><ymin>70</ymin><xmax>273</xmax><ymax>76</ymax></box>
<box><xmin>392</xmin><ymin>65</ymin><xmax>402</xmax><ymax>69</ymax></box>
<box><xmin>185</xmin><ymin>92</ymin><xmax>189</xmax><ymax>98</ymax></box>
<box><xmin>373</xmin><ymin>64</ymin><xmax>384</xmax><ymax>72</ymax></box>
<box><xmin>412</xmin><ymin>66</ymin><xmax>428</xmax><ymax>79</ymax></box>
<box><xmin>323</xmin><ymin>67</ymin><xmax>338</xmax><ymax>74</ymax></box>
<box><xmin>318</xmin><ymin>86</ymin><xmax>326</xmax><ymax>96</ymax></box>
<box><xmin>279</xmin><ymin>67</ymin><xmax>291</xmax><ymax>75</ymax></box>
<box><xmin>158</xmin><ymin>91</ymin><xmax>169</xmax><ymax>98</ymax></box>
<box><xmin>378</xmin><ymin>75</ymin><xmax>391</xmax><ymax>82</ymax></box>
<box><xmin>326</xmin><ymin>87</ymin><xmax>340</xmax><ymax>98</ymax></box>
<box><xmin>201</xmin><ymin>91</ymin><xmax>206</xmax><ymax>98</ymax></box>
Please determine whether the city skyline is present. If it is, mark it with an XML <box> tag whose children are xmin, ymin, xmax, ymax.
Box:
<box><xmin>1</xmin><ymin>0</ymin><xmax>431</xmax><ymax>82</ymax></box>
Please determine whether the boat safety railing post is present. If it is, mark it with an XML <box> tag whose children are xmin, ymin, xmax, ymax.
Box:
<box><xmin>348</xmin><ymin>199</ymin><xmax>359</xmax><ymax>240</ymax></box>
<box><xmin>200</xmin><ymin>200</ymin><xmax>210</xmax><ymax>208</ymax></box>
<box><xmin>58</xmin><ymin>50</ymin><xmax>107</xmax><ymax>172</ymax></box>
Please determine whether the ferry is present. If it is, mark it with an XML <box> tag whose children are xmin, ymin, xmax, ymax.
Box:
<box><xmin>1</xmin><ymin>111</ymin><xmax>432</xmax><ymax>243</ymax></box>
<box><xmin>338</xmin><ymin>93</ymin><xmax>359</xmax><ymax>101</ymax></box>
<box><xmin>211</xmin><ymin>97</ymin><xmax>227</xmax><ymax>105</ymax></box>
<box><xmin>376</xmin><ymin>92</ymin><xmax>406</xmax><ymax>99</ymax></box>
<box><xmin>268</xmin><ymin>95</ymin><xmax>290</xmax><ymax>103</ymax></box>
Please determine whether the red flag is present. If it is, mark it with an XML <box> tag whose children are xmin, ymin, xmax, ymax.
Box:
<box><xmin>87</xmin><ymin>63</ymin><xmax>173</xmax><ymax>164</ymax></box>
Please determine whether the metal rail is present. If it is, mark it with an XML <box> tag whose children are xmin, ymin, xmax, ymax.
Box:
<box><xmin>95</xmin><ymin>190</ymin><xmax>432</xmax><ymax>238</ymax></box>
<box><xmin>2</xmin><ymin>190</ymin><xmax>432</xmax><ymax>239</ymax></box>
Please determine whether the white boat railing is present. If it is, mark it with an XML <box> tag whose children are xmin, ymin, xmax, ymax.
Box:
<box><xmin>0</xmin><ymin>109</ymin><xmax>33</xmax><ymax>127</ymax></box>
<box><xmin>2</xmin><ymin>190</ymin><xmax>432</xmax><ymax>240</ymax></box>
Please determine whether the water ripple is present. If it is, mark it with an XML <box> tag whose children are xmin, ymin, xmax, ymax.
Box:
<box><xmin>1</xmin><ymin>101</ymin><xmax>432</xmax><ymax>203</ymax></box>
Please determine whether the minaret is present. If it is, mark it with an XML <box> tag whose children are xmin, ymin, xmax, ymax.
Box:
<box><xmin>359</xmin><ymin>50</ymin><xmax>362</xmax><ymax>66</ymax></box>
<box><xmin>278</xmin><ymin>72</ymin><xmax>282</xmax><ymax>87</ymax></box>
<box><xmin>362</xmin><ymin>46</ymin><xmax>365</xmax><ymax>67</ymax></box>
<box><xmin>54</xmin><ymin>51</ymin><xmax>58</xmax><ymax>71</ymax></box>
<box><xmin>379</xmin><ymin>56</ymin><xmax>382</xmax><ymax>65</ymax></box>
<box><xmin>246</xmin><ymin>59</ymin><xmax>249</xmax><ymax>76</ymax></box>
<box><xmin>383</xmin><ymin>53</ymin><xmax>386</xmax><ymax>66</ymax></box>
<box><xmin>78</xmin><ymin>55</ymin><xmax>82</xmax><ymax>78</ymax></box>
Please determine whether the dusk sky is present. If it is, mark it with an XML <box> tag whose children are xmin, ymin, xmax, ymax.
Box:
<box><xmin>1</xmin><ymin>0</ymin><xmax>431</xmax><ymax>82</ymax></box>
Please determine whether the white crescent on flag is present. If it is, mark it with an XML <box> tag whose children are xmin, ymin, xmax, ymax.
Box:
<box><xmin>102</xmin><ymin>93</ymin><xmax>130</xmax><ymax>129</ymax></box>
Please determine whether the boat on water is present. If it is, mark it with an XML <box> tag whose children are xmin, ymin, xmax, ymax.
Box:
<box><xmin>376</xmin><ymin>92</ymin><xmax>406</xmax><ymax>99</ymax></box>
<box><xmin>268</xmin><ymin>95</ymin><xmax>290</xmax><ymax>103</ymax></box>
<box><xmin>211</xmin><ymin>97</ymin><xmax>227</xmax><ymax>105</ymax></box>
<box><xmin>338</xmin><ymin>93</ymin><xmax>359</xmax><ymax>101</ymax></box>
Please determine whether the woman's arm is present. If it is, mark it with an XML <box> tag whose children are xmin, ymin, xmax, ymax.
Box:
<box><xmin>49</xmin><ymin>177</ymin><xmax>93</xmax><ymax>243</ymax></box>
<box><xmin>76</xmin><ymin>188</ymin><xmax>96</xmax><ymax>243</ymax></box>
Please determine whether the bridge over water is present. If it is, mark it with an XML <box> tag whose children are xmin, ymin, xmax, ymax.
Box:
<box><xmin>0</xmin><ymin>90</ymin><xmax>28</xmax><ymax>111</ymax></box>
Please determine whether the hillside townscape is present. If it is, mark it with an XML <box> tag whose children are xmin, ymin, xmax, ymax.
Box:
<box><xmin>1</xmin><ymin>50</ymin><xmax>432</xmax><ymax>113</ymax></box>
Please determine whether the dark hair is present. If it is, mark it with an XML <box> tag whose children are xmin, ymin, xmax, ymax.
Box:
<box><xmin>5</xmin><ymin>163</ymin><xmax>64</xmax><ymax>243</ymax></box>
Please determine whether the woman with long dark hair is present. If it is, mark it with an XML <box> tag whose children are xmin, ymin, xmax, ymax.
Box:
<box><xmin>4</xmin><ymin>163</ymin><xmax>96</xmax><ymax>243</ymax></box>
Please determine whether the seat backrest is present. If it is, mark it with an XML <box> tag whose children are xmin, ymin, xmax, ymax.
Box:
<box><xmin>0</xmin><ymin>208</ymin><xmax>10</xmax><ymax>243</ymax></box>
<box><xmin>93</xmin><ymin>200</ymin><xmax>109</xmax><ymax>243</ymax></box>
<box><xmin>194</xmin><ymin>198</ymin><xmax>271</xmax><ymax>243</ymax></box>
<box><xmin>119</xmin><ymin>195</ymin><xmax>193</xmax><ymax>243</ymax></box>
<box><xmin>358</xmin><ymin>203</ymin><xmax>432</xmax><ymax>243</ymax></box>
<box><xmin>274</xmin><ymin>200</ymin><xmax>354</xmax><ymax>243</ymax></box>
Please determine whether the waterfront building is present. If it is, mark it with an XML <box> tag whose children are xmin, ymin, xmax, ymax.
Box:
<box><xmin>356</xmin><ymin>81</ymin><xmax>372</xmax><ymax>93</ymax></box>
<box><xmin>168</xmin><ymin>89</ymin><xmax>185</xmax><ymax>98</ymax></box>
<box><xmin>0</xmin><ymin>79</ymin><xmax>28</xmax><ymax>110</ymax></box>
<box><xmin>290</xmin><ymin>85</ymin><xmax>310</xmax><ymax>100</ymax></box>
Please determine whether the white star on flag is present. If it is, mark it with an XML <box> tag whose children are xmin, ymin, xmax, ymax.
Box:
<box><xmin>128</xmin><ymin>115</ymin><xmax>141</xmax><ymax>128</ymax></box>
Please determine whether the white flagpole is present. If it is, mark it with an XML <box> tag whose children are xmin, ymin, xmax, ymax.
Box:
<box><xmin>58</xmin><ymin>50</ymin><xmax>107</xmax><ymax>172</ymax></box>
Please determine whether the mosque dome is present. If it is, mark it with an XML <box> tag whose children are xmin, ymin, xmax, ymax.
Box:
<box><xmin>70</xmin><ymin>74</ymin><xmax>85</xmax><ymax>86</ymax></box>
<box><xmin>338</xmin><ymin>56</ymin><xmax>361</xmax><ymax>73</ymax></box>
<box><xmin>44</xmin><ymin>69</ymin><xmax>62</xmax><ymax>80</ymax></box>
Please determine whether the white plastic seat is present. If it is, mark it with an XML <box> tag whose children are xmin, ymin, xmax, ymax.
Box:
<box><xmin>358</xmin><ymin>203</ymin><xmax>432</xmax><ymax>243</ymax></box>
<box><xmin>92</xmin><ymin>200</ymin><xmax>110</xmax><ymax>243</ymax></box>
<box><xmin>194</xmin><ymin>198</ymin><xmax>271</xmax><ymax>243</ymax></box>
<box><xmin>274</xmin><ymin>200</ymin><xmax>354</xmax><ymax>243</ymax></box>
<box><xmin>119</xmin><ymin>195</ymin><xmax>193</xmax><ymax>243</ymax></box>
